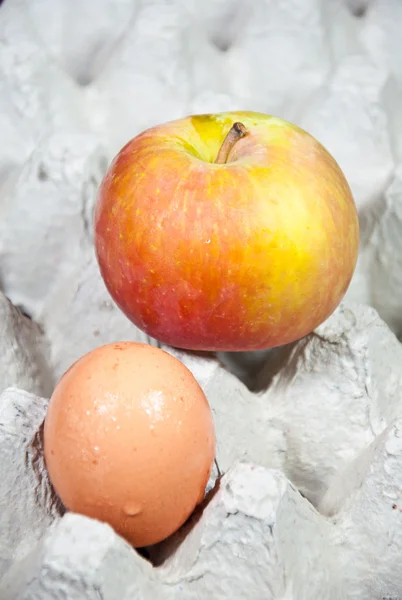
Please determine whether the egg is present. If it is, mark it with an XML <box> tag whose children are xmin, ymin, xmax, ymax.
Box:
<box><xmin>43</xmin><ymin>342</ymin><xmax>216</xmax><ymax>547</ymax></box>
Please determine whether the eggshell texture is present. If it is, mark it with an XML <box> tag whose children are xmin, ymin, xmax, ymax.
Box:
<box><xmin>43</xmin><ymin>342</ymin><xmax>216</xmax><ymax>547</ymax></box>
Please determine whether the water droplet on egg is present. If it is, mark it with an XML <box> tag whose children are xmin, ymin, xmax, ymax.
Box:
<box><xmin>124</xmin><ymin>502</ymin><xmax>142</xmax><ymax>517</ymax></box>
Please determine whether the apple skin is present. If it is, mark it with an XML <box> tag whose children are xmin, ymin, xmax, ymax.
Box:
<box><xmin>94</xmin><ymin>111</ymin><xmax>359</xmax><ymax>352</ymax></box>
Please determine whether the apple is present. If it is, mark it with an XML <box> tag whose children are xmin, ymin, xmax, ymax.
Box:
<box><xmin>94</xmin><ymin>111</ymin><xmax>359</xmax><ymax>352</ymax></box>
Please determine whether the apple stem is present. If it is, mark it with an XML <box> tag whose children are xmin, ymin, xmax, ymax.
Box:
<box><xmin>214</xmin><ymin>122</ymin><xmax>248</xmax><ymax>164</ymax></box>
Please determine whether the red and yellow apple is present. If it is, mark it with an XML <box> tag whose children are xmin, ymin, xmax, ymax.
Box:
<box><xmin>94</xmin><ymin>111</ymin><xmax>359</xmax><ymax>351</ymax></box>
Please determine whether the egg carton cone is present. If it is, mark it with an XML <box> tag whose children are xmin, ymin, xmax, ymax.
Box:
<box><xmin>2</xmin><ymin>0</ymin><xmax>402</xmax><ymax>598</ymax></box>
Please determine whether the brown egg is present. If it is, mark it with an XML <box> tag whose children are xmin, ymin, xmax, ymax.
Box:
<box><xmin>43</xmin><ymin>342</ymin><xmax>216</xmax><ymax>547</ymax></box>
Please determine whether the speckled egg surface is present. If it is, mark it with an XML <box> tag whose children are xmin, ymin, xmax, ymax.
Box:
<box><xmin>43</xmin><ymin>341</ymin><xmax>216</xmax><ymax>547</ymax></box>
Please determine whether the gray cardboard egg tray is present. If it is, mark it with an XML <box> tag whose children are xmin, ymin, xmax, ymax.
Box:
<box><xmin>2</xmin><ymin>0</ymin><xmax>402</xmax><ymax>597</ymax></box>
<box><xmin>2</xmin><ymin>289</ymin><xmax>402</xmax><ymax>600</ymax></box>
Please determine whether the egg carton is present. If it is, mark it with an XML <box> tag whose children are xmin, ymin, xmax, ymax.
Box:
<box><xmin>2</xmin><ymin>294</ymin><xmax>402</xmax><ymax>600</ymax></box>
<box><xmin>2</xmin><ymin>0</ymin><xmax>402</xmax><ymax>598</ymax></box>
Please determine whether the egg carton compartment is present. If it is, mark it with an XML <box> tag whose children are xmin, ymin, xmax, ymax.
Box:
<box><xmin>2</xmin><ymin>0</ymin><xmax>402</xmax><ymax>598</ymax></box>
